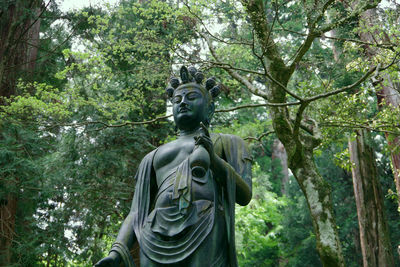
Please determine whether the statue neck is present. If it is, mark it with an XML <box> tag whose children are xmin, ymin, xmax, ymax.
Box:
<box><xmin>178</xmin><ymin>126</ymin><xmax>202</xmax><ymax>137</ymax></box>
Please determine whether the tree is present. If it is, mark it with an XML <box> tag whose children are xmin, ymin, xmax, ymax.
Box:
<box><xmin>1</xmin><ymin>0</ymin><xmax>399</xmax><ymax>265</ymax></box>
<box><xmin>179</xmin><ymin>0</ymin><xmax>399</xmax><ymax>265</ymax></box>
<box><xmin>0</xmin><ymin>0</ymin><xmax>202</xmax><ymax>264</ymax></box>
<box><xmin>327</xmin><ymin>6</ymin><xmax>396</xmax><ymax>264</ymax></box>
<box><xmin>358</xmin><ymin>6</ymin><xmax>400</xmax><ymax>211</ymax></box>
<box><xmin>348</xmin><ymin>130</ymin><xmax>394</xmax><ymax>266</ymax></box>
<box><xmin>0</xmin><ymin>0</ymin><xmax>43</xmax><ymax>264</ymax></box>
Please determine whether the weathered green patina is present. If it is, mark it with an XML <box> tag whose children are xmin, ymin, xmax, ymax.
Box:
<box><xmin>95</xmin><ymin>66</ymin><xmax>252</xmax><ymax>267</ymax></box>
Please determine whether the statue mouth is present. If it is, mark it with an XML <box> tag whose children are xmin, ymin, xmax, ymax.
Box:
<box><xmin>179</xmin><ymin>107</ymin><xmax>190</xmax><ymax>113</ymax></box>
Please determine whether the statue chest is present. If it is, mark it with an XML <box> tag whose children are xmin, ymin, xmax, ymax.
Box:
<box><xmin>153</xmin><ymin>137</ymin><xmax>196</xmax><ymax>186</ymax></box>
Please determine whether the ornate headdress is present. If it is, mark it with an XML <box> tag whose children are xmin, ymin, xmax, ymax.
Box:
<box><xmin>165</xmin><ymin>66</ymin><xmax>221</xmax><ymax>100</ymax></box>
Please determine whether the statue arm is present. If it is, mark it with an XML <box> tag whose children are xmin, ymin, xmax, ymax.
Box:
<box><xmin>197</xmin><ymin>125</ymin><xmax>252</xmax><ymax>205</ymax></box>
<box><xmin>94</xmin><ymin>211</ymin><xmax>138</xmax><ymax>266</ymax></box>
<box><xmin>115</xmin><ymin>211</ymin><xmax>138</xmax><ymax>249</ymax></box>
<box><xmin>96</xmin><ymin>150</ymin><xmax>157</xmax><ymax>267</ymax></box>
<box><xmin>211</xmin><ymin>154</ymin><xmax>252</xmax><ymax>206</ymax></box>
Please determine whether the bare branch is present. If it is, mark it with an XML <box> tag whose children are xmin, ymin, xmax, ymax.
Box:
<box><xmin>201</xmin><ymin>60</ymin><xmax>265</xmax><ymax>76</ymax></box>
<box><xmin>305</xmin><ymin>65</ymin><xmax>377</xmax><ymax>102</ymax></box>
<box><xmin>320</xmin><ymin>121</ymin><xmax>399</xmax><ymax>135</ymax></box>
<box><xmin>276</xmin><ymin>25</ymin><xmax>395</xmax><ymax>50</ymax></box>
<box><xmin>215</xmin><ymin>101</ymin><xmax>301</xmax><ymax>114</ymax></box>
<box><xmin>203</xmin><ymin>32</ymin><xmax>304</xmax><ymax>101</ymax></box>
<box><xmin>39</xmin><ymin>101</ymin><xmax>301</xmax><ymax>131</ymax></box>
<box><xmin>203</xmin><ymin>33</ymin><xmax>269</xmax><ymax>99</ymax></box>
<box><xmin>183</xmin><ymin>2</ymin><xmax>253</xmax><ymax>47</ymax></box>
<box><xmin>293</xmin><ymin>102</ymin><xmax>310</xmax><ymax>140</ymax></box>
<box><xmin>244</xmin><ymin>131</ymin><xmax>275</xmax><ymax>142</ymax></box>
<box><xmin>317</xmin><ymin>1</ymin><xmax>381</xmax><ymax>35</ymax></box>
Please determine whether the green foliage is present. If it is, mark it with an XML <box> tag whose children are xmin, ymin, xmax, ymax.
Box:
<box><xmin>0</xmin><ymin>122</ymin><xmax>55</xmax><ymax>266</ymax></box>
<box><xmin>2</xmin><ymin>0</ymin><xmax>400</xmax><ymax>266</ymax></box>
<box><xmin>235</xmin><ymin>163</ymin><xmax>287</xmax><ymax>266</ymax></box>
<box><xmin>1</xmin><ymin>0</ymin><xmax>191</xmax><ymax>265</ymax></box>
<box><xmin>37</xmin><ymin>125</ymin><xmax>158</xmax><ymax>265</ymax></box>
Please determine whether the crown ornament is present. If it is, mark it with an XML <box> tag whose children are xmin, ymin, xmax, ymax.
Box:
<box><xmin>165</xmin><ymin>66</ymin><xmax>221</xmax><ymax>99</ymax></box>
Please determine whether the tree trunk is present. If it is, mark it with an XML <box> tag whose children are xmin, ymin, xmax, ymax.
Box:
<box><xmin>359</xmin><ymin>7</ymin><xmax>400</xmax><ymax>211</ymax></box>
<box><xmin>376</xmin><ymin>80</ymin><xmax>400</xmax><ymax>210</ymax></box>
<box><xmin>0</xmin><ymin>0</ymin><xmax>41</xmax><ymax>99</ymax></box>
<box><xmin>269</xmin><ymin>80</ymin><xmax>345</xmax><ymax>266</ymax></box>
<box><xmin>348</xmin><ymin>130</ymin><xmax>394</xmax><ymax>266</ymax></box>
<box><xmin>271</xmin><ymin>138</ymin><xmax>289</xmax><ymax>195</ymax></box>
<box><xmin>0</xmin><ymin>196</ymin><xmax>17</xmax><ymax>264</ymax></box>
<box><xmin>0</xmin><ymin>1</ymin><xmax>41</xmax><ymax>265</ymax></box>
<box><xmin>240</xmin><ymin>1</ymin><xmax>346</xmax><ymax>265</ymax></box>
<box><xmin>289</xmin><ymin>145</ymin><xmax>345</xmax><ymax>267</ymax></box>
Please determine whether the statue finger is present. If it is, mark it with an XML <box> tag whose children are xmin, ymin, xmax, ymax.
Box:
<box><xmin>200</xmin><ymin>122</ymin><xmax>210</xmax><ymax>137</ymax></box>
<box><xmin>198</xmin><ymin>134</ymin><xmax>212</xmax><ymax>146</ymax></box>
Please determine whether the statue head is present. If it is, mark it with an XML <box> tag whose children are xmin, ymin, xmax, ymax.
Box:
<box><xmin>166</xmin><ymin>66</ymin><xmax>220</xmax><ymax>132</ymax></box>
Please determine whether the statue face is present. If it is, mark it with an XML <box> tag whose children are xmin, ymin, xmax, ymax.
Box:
<box><xmin>172</xmin><ymin>86</ymin><xmax>209</xmax><ymax>131</ymax></box>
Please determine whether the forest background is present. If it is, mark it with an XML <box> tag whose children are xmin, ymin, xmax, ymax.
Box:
<box><xmin>0</xmin><ymin>0</ymin><xmax>400</xmax><ymax>266</ymax></box>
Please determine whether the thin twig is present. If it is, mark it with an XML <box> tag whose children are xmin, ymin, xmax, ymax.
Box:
<box><xmin>244</xmin><ymin>131</ymin><xmax>275</xmax><ymax>142</ymax></box>
<box><xmin>304</xmin><ymin>65</ymin><xmax>377</xmax><ymax>102</ymax></box>
<box><xmin>184</xmin><ymin>2</ymin><xmax>252</xmax><ymax>46</ymax></box>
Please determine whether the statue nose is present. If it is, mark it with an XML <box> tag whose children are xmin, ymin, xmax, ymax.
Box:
<box><xmin>180</xmin><ymin>101</ymin><xmax>188</xmax><ymax>108</ymax></box>
<box><xmin>180</xmin><ymin>96</ymin><xmax>189</xmax><ymax>105</ymax></box>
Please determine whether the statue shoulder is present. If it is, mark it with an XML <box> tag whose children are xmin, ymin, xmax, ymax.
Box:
<box><xmin>212</xmin><ymin>133</ymin><xmax>247</xmax><ymax>145</ymax></box>
<box><xmin>144</xmin><ymin>148</ymin><xmax>159</xmax><ymax>161</ymax></box>
<box><xmin>136</xmin><ymin>148</ymin><xmax>158</xmax><ymax>170</ymax></box>
<box><xmin>212</xmin><ymin>133</ymin><xmax>252</xmax><ymax>162</ymax></box>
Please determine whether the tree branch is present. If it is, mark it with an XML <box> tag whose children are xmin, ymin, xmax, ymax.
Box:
<box><xmin>203</xmin><ymin>32</ymin><xmax>304</xmax><ymax>101</ymax></box>
<box><xmin>293</xmin><ymin>102</ymin><xmax>310</xmax><ymax>140</ymax></box>
<box><xmin>183</xmin><ymin>2</ymin><xmax>253</xmax><ymax>47</ymax></box>
<box><xmin>241</xmin><ymin>0</ymin><xmax>287</xmax><ymax>72</ymax></box>
<box><xmin>39</xmin><ymin>101</ymin><xmax>301</xmax><ymax>131</ymax></box>
<box><xmin>317</xmin><ymin>1</ymin><xmax>381</xmax><ymax>35</ymax></box>
<box><xmin>288</xmin><ymin>31</ymin><xmax>317</xmax><ymax>74</ymax></box>
<box><xmin>304</xmin><ymin>65</ymin><xmax>377</xmax><ymax>102</ymax></box>
<box><xmin>203</xmin><ymin>34</ymin><xmax>269</xmax><ymax>99</ymax></box>
<box><xmin>215</xmin><ymin>102</ymin><xmax>301</xmax><ymax>113</ymax></box>
<box><xmin>320</xmin><ymin>121</ymin><xmax>399</xmax><ymax>135</ymax></box>
<box><xmin>244</xmin><ymin>131</ymin><xmax>275</xmax><ymax>142</ymax></box>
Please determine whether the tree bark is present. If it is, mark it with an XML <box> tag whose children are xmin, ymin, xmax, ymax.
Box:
<box><xmin>0</xmin><ymin>0</ymin><xmax>41</xmax><ymax>99</ymax></box>
<box><xmin>238</xmin><ymin>1</ymin><xmax>346</xmax><ymax>265</ymax></box>
<box><xmin>359</xmin><ymin>7</ymin><xmax>400</xmax><ymax>211</ymax></box>
<box><xmin>0</xmin><ymin>1</ymin><xmax>42</xmax><ymax>265</ymax></box>
<box><xmin>288</xmin><ymin>137</ymin><xmax>344</xmax><ymax>267</ymax></box>
<box><xmin>376</xmin><ymin>81</ymin><xmax>400</xmax><ymax>210</ymax></box>
<box><xmin>271</xmin><ymin>138</ymin><xmax>289</xmax><ymax>195</ymax></box>
<box><xmin>348</xmin><ymin>130</ymin><xmax>394</xmax><ymax>267</ymax></box>
<box><xmin>0</xmin><ymin>196</ymin><xmax>17</xmax><ymax>264</ymax></box>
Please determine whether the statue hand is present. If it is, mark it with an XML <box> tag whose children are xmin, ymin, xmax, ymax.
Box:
<box><xmin>195</xmin><ymin>122</ymin><xmax>215</xmax><ymax>162</ymax></box>
<box><xmin>94</xmin><ymin>251</ymin><xmax>121</xmax><ymax>267</ymax></box>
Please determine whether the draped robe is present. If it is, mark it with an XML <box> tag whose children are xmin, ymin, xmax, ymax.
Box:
<box><xmin>128</xmin><ymin>133</ymin><xmax>252</xmax><ymax>266</ymax></box>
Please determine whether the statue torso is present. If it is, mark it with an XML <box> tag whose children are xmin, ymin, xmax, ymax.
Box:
<box><xmin>138</xmin><ymin>134</ymin><xmax>228</xmax><ymax>266</ymax></box>
<box><xmin>153</xmin><ymin>135</ymin><xmax>196</xmax><ymax>185</ymax></box>
<box><xmin>153</xmin><ymin>135</ymin><xmax>215</xmax><ymax>206</ymax></box>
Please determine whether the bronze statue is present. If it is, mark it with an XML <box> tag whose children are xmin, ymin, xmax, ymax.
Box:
<box><xmin>95</xmin><ymin>66</ymin><xmax>252</xmax><ymax>267</ymax></box>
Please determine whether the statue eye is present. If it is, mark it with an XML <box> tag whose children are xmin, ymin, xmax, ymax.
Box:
<box><xmin>187</xmin><ymin>92</ymin><xmax>200</xmax><ymax>100</ymax></box>
<box><xmin>173</xmin><ymin>95</ymin><xmax>182</xmax><ymax>104</ymax></box>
